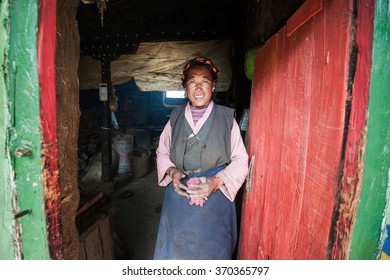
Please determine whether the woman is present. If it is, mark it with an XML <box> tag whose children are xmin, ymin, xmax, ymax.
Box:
<box><xmin>153</xmin><ymin>56</ymin><xmax>249</xmax><ymax>259</ymax></box>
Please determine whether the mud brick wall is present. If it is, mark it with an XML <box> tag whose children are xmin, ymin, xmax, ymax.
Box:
<box><xmin>56</xmin><ymin>0</ymin><xmax>80</xmax><ymax>259</ymax></box>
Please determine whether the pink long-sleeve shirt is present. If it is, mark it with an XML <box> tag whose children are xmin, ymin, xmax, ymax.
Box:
<box><xmin>156</xmin><ymin>101</ymin><xmax>249</xmax><ymax>202</ymax></box>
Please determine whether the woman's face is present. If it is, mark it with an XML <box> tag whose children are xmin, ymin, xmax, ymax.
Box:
<box><xmin>185</xmin><ymin>65</ymin><xmax>215</xmax><ymax>108</ymax></box>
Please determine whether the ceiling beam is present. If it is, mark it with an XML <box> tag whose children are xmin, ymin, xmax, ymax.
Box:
<box><xmin>80</xmin><ymin>28</ymin><xmax>233</xmax><ymax>57</ymax></box>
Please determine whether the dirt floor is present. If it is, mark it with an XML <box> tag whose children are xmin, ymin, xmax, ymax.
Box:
<box><xmin>78</xmin><ymin>161</ymin><xmax>165</xmax><ymax>260</ymax></box>
<box><xmin>110</xmin><ymin>169</ymin><xmax>165</xmax><ymax>260</ymax></box>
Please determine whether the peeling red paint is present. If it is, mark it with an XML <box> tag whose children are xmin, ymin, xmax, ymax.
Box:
<box><xmin>38</xmin><ymin>0</ymin><xmax>63</xmax><ymax>260</ymax></box>
<box><xmin>330</xmin><ymin>0</ymin><xmax>374</xmax><ymax>259</ymax></box>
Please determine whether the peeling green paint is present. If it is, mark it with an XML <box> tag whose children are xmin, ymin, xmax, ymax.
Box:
<box><xmin>7</xmin><ymin>0</ymin><xmax>50</xmax><ymax>259</ymax></box>
<box><xmin>0</xmin><ymin>0</ymin><xmax>19</xmax><ymax>260</ymax></box>
<box><xmin>349</xmin><ymin>0</ymin><xmax>390</xmax><ymax>259</ymax></box>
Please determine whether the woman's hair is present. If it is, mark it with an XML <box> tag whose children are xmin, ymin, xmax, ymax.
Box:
<box><xmin>181</xmin><ymin>56</ymin><xmax>220</xmax><ymax>87</ymax></box>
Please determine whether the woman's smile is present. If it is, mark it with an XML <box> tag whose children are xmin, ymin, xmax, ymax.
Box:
<box><xmin>194</xmin><ymin>93</ymin><xmax>205</xmax><ymax>99</ymax></box>
<box><xmin>185</xmin><ymin>65</ymin><xmax>214</xmax><ymax>108</ymax></box>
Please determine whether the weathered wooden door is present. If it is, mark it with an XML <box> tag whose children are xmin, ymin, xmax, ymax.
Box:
<box><xmin>238</xmin><ymin>0</ymin><xmax>357</xmax><ymax>259</ymax></box>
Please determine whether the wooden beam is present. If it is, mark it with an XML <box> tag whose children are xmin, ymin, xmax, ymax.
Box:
<box><xmin>100</xmin><ymin>58</ymin><xmax>113</xmax><ymax>181</ymax></box>
<box><xmin>80</xmin><ymin>29</ymin><xmax>233</xmax><ymax>56</ymax></box>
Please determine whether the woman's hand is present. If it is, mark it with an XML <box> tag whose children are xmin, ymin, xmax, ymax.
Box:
<box><xmin>186</xmin><ymin>176</ymin><xmax>219</xmax><ymax>201</ymax></box>
<box><xmin>167</xmin><ymin>167</ymin><xmax>189</xmax><ymax>198</ymax></box>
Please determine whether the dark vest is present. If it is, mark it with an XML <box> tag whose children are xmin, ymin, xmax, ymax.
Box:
<box><xmin>169</xmin><ymin>104</ymin><xmax>234</xmax><ymax>172</ymax></box>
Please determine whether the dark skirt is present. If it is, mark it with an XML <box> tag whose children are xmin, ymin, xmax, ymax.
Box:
<box><xmin>153</xmin><ymin>166</ymin><xmax>237</xmax><ymax>260</ymax></box>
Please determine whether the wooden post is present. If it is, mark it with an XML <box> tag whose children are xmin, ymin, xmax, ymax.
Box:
<box><xmin>101</xmin><ymin>58</ymin><xmax>112</xmax><ymax>181</ymax></box>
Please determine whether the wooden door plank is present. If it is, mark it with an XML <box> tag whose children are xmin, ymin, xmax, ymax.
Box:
<box><xmin>84</xmin><ymin>227</ymin><xmax>103</xmax><ymax>260</ymax></box>
<box><xmin>78</xmin><ymin>241</ymin><xmax>87</xmax><ymax>260</ymax></box>
<box><xmin>239</xmin><ymin>0</ymin><xmax>353</xmax><ymax>259</ymax></box>
<box><xmin>99</xmin><ymin>216</ymin><xmax>115</xmax><ymax>259</ymax></box>
<box><xmin>238</xmin><ymin>32</ymin><xmax>281</xmax><ymax>259</ymax></box>
<box><xmin>286</xmin><ymin>0</ymin><xmax>322</xmax><ymax>37</ymax></box>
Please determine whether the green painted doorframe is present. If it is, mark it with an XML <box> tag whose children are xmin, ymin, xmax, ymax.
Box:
<box><xmin>349</xmin><ymin>0</ymin><xmax>390</xmax><ymax>259</ymax></box>
<box><xmin>0</xmin><ymin>0</ymin><xmax>18</xmax><ymax>260</ymax></box>
<box><xmin>0</xmin><ymin>0</ymin><xmax>50</xmax><ymax>259</ymax></box>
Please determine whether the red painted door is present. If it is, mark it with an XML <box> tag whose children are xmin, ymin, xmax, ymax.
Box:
<box><xmin>238</xmin><ymin>0</ymin><xmax>353</xmax><ymax>259</ymax></box>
